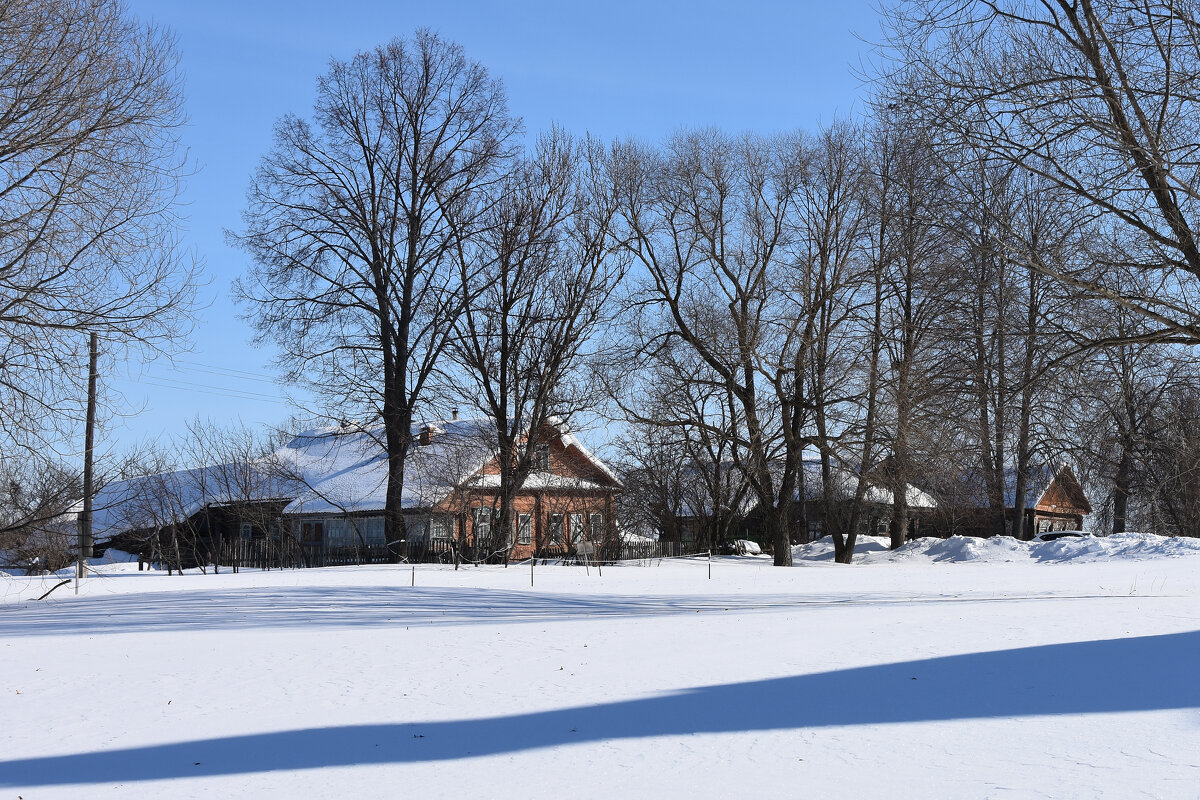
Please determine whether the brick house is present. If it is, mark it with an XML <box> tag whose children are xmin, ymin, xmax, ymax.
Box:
<box><xmin>279</xmin><ymin>416</ymin><xmax>623</xmax><ymax>561</ymax></box>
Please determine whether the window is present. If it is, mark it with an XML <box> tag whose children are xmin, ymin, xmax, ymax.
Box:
<box><xmin>361</xmin><ymin>517</ymin><xmax>385</xmax><ymax>546</ymax></box>
<box><xmin>569</xmin><ymin>513</ymin><xmax>584</xmax><ymax>545</ymax></box>
<box><xmin>300</xmin><ymin>520</ymin><xmax>324</xmax><ymax>544</ymax></box>
<box><xmin>518</xmin><ymin>514</ymin><xmax>532</xmax><ymax>545</ymax></box>
<box><xmin>549</xmin><ymin>513</ymin><xmax>564</xmax><ymax>544</ymax></box>
<box><xmin>534</xmin><ymin>444</ymin><xmax>550</xmax><ymax>472</ymax></box>
<box><xmin>589</xmin><ymin>512</ymin><xmax>604</xmax><ymax>542</ymax></box>
<box><xmin>239</xmin><ymin>522</ymin><xmax>253</xmax><ymax>541</ymax></box>
<box><xmin>808</xmin><ymin>520</ymin><xmax>824</xmax><ymax>540</ymax></box>
<box><xmin>473</xmin><ymin>506</ymin><xmax>493</xmax><ymax>542</ymax></box>
<box><xmin>431</xmin><ymin>516</ymin><xmax>454</xmax><ymax>541</ymax></box>
<box><xmin>322</xmin><ymin>517</ymin><xmax>386</xmax><ymax>547</ymax></box>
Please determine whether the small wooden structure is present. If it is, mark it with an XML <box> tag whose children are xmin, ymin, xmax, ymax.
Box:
<box><xmin>915</xmin><ymin>464</ymin><xmax>1092</xmax><ymax>539</ymax></box>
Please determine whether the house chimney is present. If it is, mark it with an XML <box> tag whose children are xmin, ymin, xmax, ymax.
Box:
<box><xmin>419</xmin><ymin>422</ymin><xmax>442</xmax><ymax>446</ymax></box>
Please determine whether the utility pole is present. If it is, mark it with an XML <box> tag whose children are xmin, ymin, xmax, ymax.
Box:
<box><xmin>77</xmin><ymin>332</ymin><xmax>98</xmax><ymax>584</ymax></box>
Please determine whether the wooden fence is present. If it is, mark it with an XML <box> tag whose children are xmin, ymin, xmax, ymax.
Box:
<box><xmin>187</xmin><ymin>536</ymin><xmax>695</xmax><ymax>572</ymax></box>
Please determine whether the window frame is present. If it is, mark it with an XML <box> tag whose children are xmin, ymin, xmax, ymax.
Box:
<box><xmin>473</xmin><ymin>506</ymin><xmax>493</xmax><ymax>542</ymax></box>
<box><xmin>533</xmin><ymin>443</ymin><xmax>550</xmax><ymax>472</ymax></box>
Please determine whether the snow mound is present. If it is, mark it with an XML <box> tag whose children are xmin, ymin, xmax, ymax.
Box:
<box><xmin>98</xmin><ymin>548</ymin><xmax>139</xmax><ymax>564</ymax></box>
<box><xmin>791</xmin><ymin>535</ymin><xmax>892</xmax><ymax>562</ymax></box>
<box><xmin>898</xmin><ymin>535</ymin><xmax>1028</xmax><ymax>563</ymax></box>
<box><xmin>793</xmin><ymin>532</ymin><xmax>1200</xmax><ymax>565</ymax></box>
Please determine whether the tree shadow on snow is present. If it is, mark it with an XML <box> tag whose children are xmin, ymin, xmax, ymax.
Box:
<box><xmin>2</xmin><ymin>630</ymin><xmax>1198</xmax><ymax>787</ymax></box>
<box><xmin>0</xmin><ymin>585</ymin><xmax>1152</xmax><ymax>637</ymax></box>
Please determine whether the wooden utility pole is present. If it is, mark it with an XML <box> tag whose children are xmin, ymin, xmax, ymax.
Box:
<box><xmin>77</xmin><ymin>332</ymin><xmax>98</xmax><ymax>581</ymax></box>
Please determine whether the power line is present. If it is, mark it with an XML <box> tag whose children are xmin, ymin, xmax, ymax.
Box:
<box><xmin>168</xmin><ymin>363</ymin><xmax>283</xmax><ymax>386</ymax></box>
<box><xmin>139</xmin><ymin>378</ymin><xmax>295</xmax><ymax>406</ymax></box>
<box><xmin>172</xmin><ymin>359</ymin><xmax>285</xmax><ymax>383</ymax></box>
<box><xmin>146</xmin><ymin>375</ymin><xmax>286</xmax><ymax>401</ymax></box>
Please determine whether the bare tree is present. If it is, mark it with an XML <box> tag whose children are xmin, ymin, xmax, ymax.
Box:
<box><xmin>931</xmin><ymin>158</ymin><xmax>1086</xmax><ymax>538</ymax></box>
<box><xmin>445</xmin><ymin>130</ymin><xmax>625</xmax><ymax>555</ymax></box>
<box><xmin>786</xmin><ymin>123</ymin><xmax>875</xmax><ymax>563</ymax></box>
<box><xmin>862</xmin><ymin>115</ymin><xmax>955</xmax><ymax>549</ymax></box>
<box><xmin>611</xmin><ymin>349</ymin><xmax>754</xmax><ymax>552</ymax></box>
<box><xmin>0</xmin><ymin>459</ymin><xmax>80</xmax><ymax>573</ymax></box>
<box><xmin>1140</xmin><ymin>382</ymin><xmax>1200</xmax><ymax>536</ymax></box>
<box><xmin>234</xmin><ymin>31</ymin><xmax>520</xmax><ymax>554</ymax></box>
<box><xmin>0</xmin><ymin>0</ymin><xmax>196</xmax><ymax>461</ymax></box>
<box><xmin>1063</xmin><ymin>296</ymin><xmax>1194</xmax><ymax>533</ymax></box>
<box><xmin>879</xmin><ymin>0</ymin><xmax>1200</xmax><ymax>343</ymax></box>
<box><xmin>610</xmin><ymin>129</ymin><xmax>809</xmax><ymax>565</ymax></box>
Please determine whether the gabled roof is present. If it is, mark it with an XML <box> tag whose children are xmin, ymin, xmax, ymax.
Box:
<box><xmin>91</xmin><ymin>462</ymin><xmax>299</xmax><ymax>538</ymax></box>
<box><xmin>924</xmin><ymin>463</ymin><xmax>1091</xmax><ymax>513</ymax></box>
<box><xmin>278</xmin><ymin>418</ymin><xmax>495</xmax><ymax>515</ymax></box>
<box><xmin>794</xmin><ymin>460</ymin><xmax>938</xmax><ymax>509</ymax></box>
<box><xmin>91</xmin><ymin>418</ymin><xmax>622</xmax><ymax>531</ymax></box>
<box><xmin>279</xmin><ymin>416</ymin><xmax>621</xmax><ymax>515</ymax></box>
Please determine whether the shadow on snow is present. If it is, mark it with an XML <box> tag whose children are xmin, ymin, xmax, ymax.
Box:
<box><xmin>0</xmin><ymin>585</ymin><xmax>1159</xmax><ymax>637</ymax></box>
<box><xmin>2</xmin><ymin>630</ymin><xmax>1198</xmax><ymax>787</ymax></box>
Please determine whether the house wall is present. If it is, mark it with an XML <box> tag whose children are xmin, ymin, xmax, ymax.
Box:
<box><xmin>732</xmin><ymin>500</ymin><xmax>926</xmax><ymax>547</ymax></box>
<box><xmin>108</xmin><ymin>499</ymin><xmax>291</xmax><ymax>568</ymax></box>
<box><xmin>284</xmin><ymin>427</ymin><xmax>621</xmax><ymax>562</ymax></box>
<box><xmin>449</xmin><ymin>489</ymin><xmax>616</xmax><ymax>560</ymax></box>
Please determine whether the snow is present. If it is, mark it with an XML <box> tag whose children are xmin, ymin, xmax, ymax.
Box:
<box><xmin>278</xmin><ymin>419</ymin><xmax>496</xmax><ymax>515</ymax></box>
<box><xmin>2</xmin><ymin>539</ymin><xmax>1199</xmax><ymax>798</ymax></box>
<box><xmin>793</xmin><ymin>531</ymin><xmax>1200</xmax><ymax>564</ymax></box>
<box><xmin>91</xmin><ymin>463</ymin><xmax>297</xmax><ymax>538</ymax></box>
<box><xmin>468</xmin><ymin>472</ymin><xmax>607</xmax><ymax>491</ymax></box>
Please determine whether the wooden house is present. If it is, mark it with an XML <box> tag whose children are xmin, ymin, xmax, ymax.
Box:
<box><xmin>91</xmin><ymin>417</ymin><xmax>622</xmax><ymax>567</ymax></box>
<box><xmin>91</xmin><ymin>462</ymin><xmax>297</xmax><ymax>568</ymax></box>
<box><xmin>664</xmin><ymin>460</ymin><xmax>937</xmax><ymax>549</ymax></box>
<box><xmin>915</xmin><ymin>464</ymin><xmax>1092</xmax><ymax>539</ymax></box>
<box><xmin>278</xmin><ymin>417</ymin><xmax>623</xmax><ymax>561</ymax></box>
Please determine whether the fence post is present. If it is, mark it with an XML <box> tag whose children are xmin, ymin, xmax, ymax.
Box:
<box><xmin>708</xmin><ymin>549</ymin><xmax>712</xmax><ymax>580</ymax></box>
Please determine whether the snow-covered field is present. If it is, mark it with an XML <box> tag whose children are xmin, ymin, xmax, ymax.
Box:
<box><xmin>2</xmin><ymin>534</ymin><xmax>1199</xmax><ymax>799</ymax></box>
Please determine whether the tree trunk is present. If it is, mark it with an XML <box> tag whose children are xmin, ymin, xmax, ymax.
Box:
<box><xmin>1113</xmin><ymin>446</ymin><xmax>1132</xmax><ymax>535</ymax></box>
<box><xmin>767</xmin><ymin>504</ymin><xmax>793</xmax><ymax>567</ymax></box>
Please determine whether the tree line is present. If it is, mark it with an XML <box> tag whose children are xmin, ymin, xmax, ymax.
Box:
<box><xmin>5</xmin><ymin>1</ymin><xmax>1200</xmax><ymax>572</ymax></box>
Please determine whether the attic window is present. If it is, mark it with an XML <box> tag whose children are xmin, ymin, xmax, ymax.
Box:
<box><xmin>533</xmin><ymin>444</ymin><xmax>550</xmax><ymax>472</ymax></box>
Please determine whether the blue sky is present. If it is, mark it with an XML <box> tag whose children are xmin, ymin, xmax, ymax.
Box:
<box><xmin>111</xmin><ymin>0</ymin><xmax>880</xmax><ymax>451</ymax></box>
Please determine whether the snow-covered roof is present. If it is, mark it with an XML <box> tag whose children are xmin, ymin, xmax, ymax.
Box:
<box><xmin>278</xmin><ymin>418</ymin><xmax>496</xmax><ymax>515</ymax></box>
<box><xmin>91</xmin><ymin>463</ymin><xmax>299</xmax><ymax>538</ymax></box>
<box><xmin>794</xmin><ymin>461</ymin><xmax>938</xmax><ymax>509</ymax></box>
<box><xmin>929</xmin><ymin>464</ymin><xmax>1088</xmax><ymax>512</ymax></box>
<box><xmin>279</xmin><ymin>417</ymin><xmax>621</xmax><ymax>515</ymax></box>
<box><xmin>467</xmin><ymin>472</ymin><xmax>608</xmax><ymax>491</ymax></box>
<box><xmin>90</xmin><ymin>417</ymin><xmax>623</xmax><ymax>530</ymax></box>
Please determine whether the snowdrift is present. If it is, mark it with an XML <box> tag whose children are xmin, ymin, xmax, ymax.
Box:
<box><xmin>794</xmin><ymin>531</ymin><xmax>1200</xmax><ymax>564</ymax></box>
